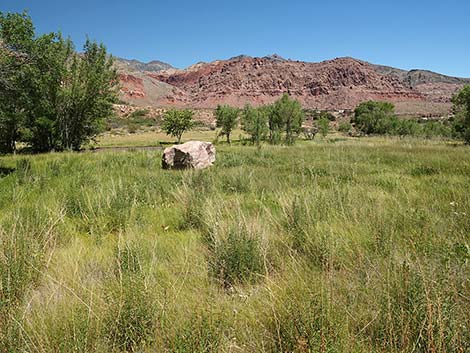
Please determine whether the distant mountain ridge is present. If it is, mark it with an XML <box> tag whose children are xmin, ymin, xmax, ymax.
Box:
<box><xmin>114</xmin><ymin>57</ymin><xmax>173</xmax><ymax>73</ymax></box>
<box><xmin>370</xmin><ymin>63</ymin><xmax>470</xmax><ymax>87</ymax></box>
<box><xmin>115</xmin><ymin>55</ymin><xmax>470</xmax><ymax>115</ymax></box>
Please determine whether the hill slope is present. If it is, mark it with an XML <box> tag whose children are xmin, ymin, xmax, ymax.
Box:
<box><xmin>117</xmin><ymin>55</ymin><xmax>470</xmax><ymax>115</ymax></box>
<box><xmin>114</xmin><ymin>57</ymin><xmax>173</xmax><ymax>73</ymax></box>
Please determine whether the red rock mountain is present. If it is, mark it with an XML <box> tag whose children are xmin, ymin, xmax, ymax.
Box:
<box><xmin>116</xmin><ymin>55</ymin><xmax>470</xmax><ymax>115</ymax></box>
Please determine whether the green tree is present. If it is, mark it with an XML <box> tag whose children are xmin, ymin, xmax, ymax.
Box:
<box><xmin>0</xmin><ymin>11</ymin><xmax>118</xmax><ymax>153</ymax></box>
<box><xmin>265</xmin><ymin>103</ymin><xmax>283</xmax><ymax>144</ymax></box>
<box><xmin>241</xmin><ymin>104</ymin><xmax>268</xmax><ymax>146</ymax></box>
<box><xmin>22</xmin><ymin>33</ymin><xmax>76</xmax><ymax>152</ymax></box>
<box><xmin>352</xmin><ymin>101</ymin><xmax>396</xmax><ymax>135</ymax></box>
<box><xmin>54</xmin><ymin>39</ymin><xmax>118</xmax><ymax>151</ymax></box>
<box><xmin>272</xmin><ymin>94</ymin><xmax>304</xmax><ymax>145</ymax></box>
<box><xmin>338</xmin><ymin>121</ymin><xmax>351</xmax><ymax>133</ymax></box>
<box><xmin>451</xmin><ymin>85</ymin><xmax>470</xmax><ymax>144</ymax></box>
<box><xmin>162</xmin><ymin>109</ymin><xmax>194</xmax><ymax>143</ymax></box>
<box><xmin>215</xmin><ymin>105</ymin><xmax>239</xmax><ymax>144</ymax></box>
<box><xmin>317</xmin><ymin>117</ymin><xmax>330</xmax><ymax>138</ymax></box>
<box><xmin>0</xmin><ymin>11</ymin><xmax>34</xmax><ymax>153</ymax></box>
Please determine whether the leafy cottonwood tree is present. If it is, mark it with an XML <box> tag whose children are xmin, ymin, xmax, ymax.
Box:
<box><xmin>272</xmin><ymin>94</ymin><xmax>304</xmax><ymax>145</ymax></box>
<box><xmin>0</xmin><ymin>11</ymin><xmax>34</xmax><ymax>153</ymax></box>
<box><xmin>162</xmin><ymin>109</ymin><xmax>194</xmax><ymax>143</ymax></box>
<box><xmin>352</xmin><ymin>101</ymin><xmax>396</xmax><ymax>135</ymax></box>
<box><xmin>317</xmin><ymin>116</ymin><xmax>330</xmax><ymax>138</ymax></box>
<box><xmin>451</xmin><ymin>85</ymin><xmax>470</xmax><ymax>144</ymax></box>
<box><xmin>55</xmin><ymin>39</ymin><xmax>118</xmax><ymax>150</ymax></box>
<box><xmin>215</xmin><ymin>105</ymin><xmax>239</xmax><ymax>144</ymax></box>
<box><xmin>265</xmin><ymin>103</ymin><xmax>283</xmax><ymax>144</ymax></box>
<box><xmin>241</xmin><ymin>104</ymin><xmax>268</xmax><ymax>146</ymax></box>
<box><xmin>0</xmin><ymin>11</ymin><xmax>118</xmax><ymax>153</ymax></box>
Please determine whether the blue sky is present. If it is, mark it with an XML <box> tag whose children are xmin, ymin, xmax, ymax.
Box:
<box><xmin>2</xmin><ymin>0</ymin><xmax>469</xmax><ymax>76</ymax></box>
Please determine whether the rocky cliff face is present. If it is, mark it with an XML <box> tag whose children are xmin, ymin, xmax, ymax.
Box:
<box><xmin>117</xmin><ymin>55</ymin><xmax>469</xmax><ymax>115</ymax></box>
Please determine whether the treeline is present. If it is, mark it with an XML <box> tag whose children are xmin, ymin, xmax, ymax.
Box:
<box><xmin>162</xmin><ymin>94</ymin><xmax>324</xmax><ymax>146</ymax></box>
<box><xmin>163</xmin><ymin>90</ymin><xmax>470</xmax><ymax>145</ymax></box>
<box><xmin>0</xmin><ymin>12</ymin><xmax>117</xmax><ymax>154</ymax></box>
<box><xmin>352</xmin><ymin>101</ymin><xmax>451</xmax><ymax>138</ymax></box>
<box><xmin>216</xmin><ymin>94</ymin><xmax>306</xmax><ymax>145</ymax></box>
<box><xmin>2</xmin><ymin>11</ymin><xmax>470</xmax><ymax>154</ymax></box>
<box><xmin>352</xmin><ymin>99</ymin><xmax>470</xmax><ymax>141</ymax></box>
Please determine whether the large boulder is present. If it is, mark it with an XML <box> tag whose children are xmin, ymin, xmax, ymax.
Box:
<box><xmin>162</xmin><ymin>141</ymin><xmax>216</xmax><ymax>170</ymax></box>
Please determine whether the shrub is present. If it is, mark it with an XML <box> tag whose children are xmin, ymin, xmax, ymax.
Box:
<box><xmin>104</xmin><ymin>277</ymin><xmax>156</xmax><ymax>352</ymax></box>
<box><xmin>306</xmin><ymin>110</ymin><xmax>335</xmax><ymax>122</ymax></box>
<box><xmin>16</xmin><ymin>158</ymin><xmax>31</xmax><ymax>182</ymax></box>
<box><xmin>338</xmin><ymin>121</ymin><xmax>351</xmax><ymax>133</ymax></box>
<box><xmin>128</xmin><ymin>109</ymin><xmax>149</xmax><ymax>119</ymax></box>
<box><xmin>207</xmin><ymin>226</ymin><xmax>265</xmax><ymax>287</ymax></box>
<box><xmin>367</xmin><ymin>262</ymin><xmax>467</xmax><ymax>352</ymax></box>
<box><xmin>115</xmin><ymin>241</ymin><xmax>144</xmax><ymax>276</ymax></box>
<box><xmin>266</xmin><ymin>282</ymin><xmax>346</xmax><ymax>353</ymax></box>
<box><xmin>282</xmin><ymin>195</ymin><xmax>338</xmax><ymax>271</ymax></box>
<box><xmin>127</xmin><ymin>122</ymin><xmax>138</xmax><ymax>134</ymax></box>
<box><xmin>168</xmin><ymin>313</ymin><xmax>225</xmax><ymax>352</ymax></box>
<box><xmin>0</xmin><ymin>228</ymin><xmax>41</xmax><ymax>352</ymax></box>
<box><xmin>302</xmin><ymin>126</ymin><xmax>318</xmax><ymax>140</ymax></box>
<box><xmin>282</xmin><ymin>195</ymin><xmax>311</xmax><ymax>251</ymax></box>
<box><xmin>422</xmin><ymin>121</ymin><xmax>452</xmax><ymax>138</ymax></box>
<box><xmin>317</xmin><ymin>116</ymin><xmax>330</xmax><ymax>137</ymax></box>
<box><xmin>31</xmin><ymin>305</ymin><xmax>102</xmax><ymax>353</ymax></box>
<box><xmin>409</xmin><ymin>164</ymin><xmax>440</xmax><ymax>176</ymax></box>
<box><xmin>178</xmin><ymin>191</ymin><xmax>205</xmax><ymax>230</ymax></box>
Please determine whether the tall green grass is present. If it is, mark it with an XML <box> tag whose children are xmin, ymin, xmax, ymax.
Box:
<box><xmin>0</xmin><ymin>138</ymin><xmax>468</xmax><ymax>352</ymax></box>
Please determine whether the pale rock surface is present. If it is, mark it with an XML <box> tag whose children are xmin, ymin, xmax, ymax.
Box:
<box><xmin>162</xmin><ymin>141</ymin><xmax>216</xmax><ymax>170</ymax></box>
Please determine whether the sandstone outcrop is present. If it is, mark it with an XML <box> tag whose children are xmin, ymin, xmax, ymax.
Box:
<box><xmin>116</xmin><ymin>55</ymin><xmax>470</xmax><ymax>115</ymax></box>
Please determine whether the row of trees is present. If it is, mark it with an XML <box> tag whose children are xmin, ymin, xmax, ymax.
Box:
<box><xmin>216</xmin><ymin>94</ymin><xmax>305</xmax><ymax>145</ymax></box>
<box><xmin>161</xmin><ymin>94</ymin><xmax>308</xmax><ymax>145</ymax></box>
<box><xmin>162</xmin><ymin>85</ymin><xmax>470</xmax><ymax>145</ymax></box>
<box><xmin>163</xmin><ymin>89</ymin><xmax>470</xmax><ymax>145</ymax></box>
<box><xmin>3</xmin><ymin>11</ymin><xmax>468</xmax><ymax>153</ymax></box>
<box><xmin>0</xmin><ymin>11</ymin><xmax>118</xmax><ymax>154</ymax></box>
<box><xmin>352</xmin><ymin>87</ymin><xmax>470</xmax><ymax>143</ymax></box>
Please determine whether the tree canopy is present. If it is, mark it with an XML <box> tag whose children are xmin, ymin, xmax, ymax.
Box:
<box><xmin>352</xmin><ymin>101</ymin><xmax>397</xmax><ymax>135</ymax></box>
<box><xmin>215</xmin><ymin>105</ymin><xmax>239</xmax><ymax>144</ymax></box>
<box><xmin>272</xmin><ymin>93</ymin><xmax>304</xmax><ymax>145</ymax></box>
<box><xmin>241</xmin><ymin>104</ymin><xmax>268</xmax><ymax>146</ymax></box>
<box><xmin>161</xmin><ymin>109</ymin><xmax>194</xmax><ymax>143</ymax></box>
<box><xmin>0</xmin><ymin>11</ymin><xmax>118</xmax><ymax>153</ymax></box>
<box><xmin>451</xmin><ymin>85</ymin><xmax>470</xmax><ymax>144</ymax></box>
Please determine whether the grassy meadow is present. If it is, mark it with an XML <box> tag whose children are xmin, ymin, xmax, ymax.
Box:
<box><xmin>0</xmin><ymin>134</ymin><xmax>469</xmax><ymax>352</ymax></box>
